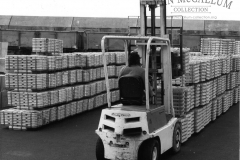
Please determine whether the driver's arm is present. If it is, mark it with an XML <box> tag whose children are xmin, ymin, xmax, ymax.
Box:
<box><xmin>118</xmin><ymin>66</ymin><xmax>127</xmax><ymax>79</ymax></box>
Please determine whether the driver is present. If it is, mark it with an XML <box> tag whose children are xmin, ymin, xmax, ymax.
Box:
<box><xmin>119</xmin><ymin>51</ymin><xmax>154</xmax><ymax>97</ymax></box>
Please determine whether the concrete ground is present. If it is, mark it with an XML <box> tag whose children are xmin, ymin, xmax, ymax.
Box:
<box><xmin>0</xmin><ymin>103</ymin><xmax>239</xmax><ymax>160</ymax></box>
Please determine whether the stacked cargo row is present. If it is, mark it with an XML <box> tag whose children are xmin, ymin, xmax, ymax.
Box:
<box><xmin>178</xmin><ymin>59</ymin><xmax>239</xmax><ymax>142</ymax></box>
<box><xmin>0</xmin><ymin>52</ymin><xmax>126</xmax><ymax>130</ymax></box>
<box><xmin>200</xmin><ymin>38</ymin><xmax>236</xmax><ymax>56</ymax></box>
<box><xmin>175</xmin><ymin>38</ymin><xmax>240</xmax><ymax>143</ymax></box>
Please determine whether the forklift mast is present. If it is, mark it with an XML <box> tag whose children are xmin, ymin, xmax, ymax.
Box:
<box><xmin>139</xmin><ymin>0</ymin><xmax>167</xmax><ymax>106</ymax></box>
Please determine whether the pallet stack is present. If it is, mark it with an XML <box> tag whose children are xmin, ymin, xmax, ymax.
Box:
<box><xmin>194</xmin><ymin>106</ymin><xmax>205</xmax><ymax>133</ymax></box>
<box><xmin>189</xmin><ymin>86</ymin><xmax>195</xmax><ymax>111</ymax></box>
<box><xmin>194</xmin><ymin>84</ymin><xmax>200</xmax><ymax>108</ymax></box>
<box><xmin>205</xmin><ymin>102</ymin><xmax>212</xmax><ymax>125</ymax></box>
<box><xmin>5</xmin><ymin>55</ymin><xmax>48</xmax><ymax>72</ymax></box>
<box><xmin>200</xmin><ymin>81</ymin><xmax>211</xmax><ymax>106</ymax></box>
<box><xmin>32</xmin><ymin>38</ymin><xmax>63</xmax><ymax>54</ymax></box>
<box><xmin>194</xmin><ymin>101</ymin><xmax>212</xmax><ymax>133</ymax></box>
<box><xmin>179</xmin><ymin>38</ymin><xmax>240</xmax><ymax>144</ymax></box>
<box><xmin>230</xmin><ymin>72</ymin><xmax>237</xmax><ymax>89</ymax></box>
<box><xmin>199</xmin><ymin>60</ymin><xmax>207</xmax><ymax>81</ymax></box>
<box><xmin>237</xmin><ymin>86</ymin><xmax>240</xmax><ymax>103</ymax></box>
<box><xmin>211</xmin><ymin>98</ymin><xmax>217</xmax><ymax>121</ymax></box>
<box><xmin>217</xmin><ymin>95</ymin><xmax>223</xmax><ymax>116</ymax></box>
<box><xmin>222</xmin><ymin>39</ymin><xmax>235</xmax><ymax>55</ymax></box>
<box><xmin>5</xmin><ymin>73</ymin><xmax>48</xmax><ymax>91</ymax></box>
<box><xmin>237</xmin><ymin>72</ymin><xmax>240</xmax><ymax>86</ymax></box>
<box><xmin>1</xmin><ymin>48</ymin><xmax>126</xmax><ymax>130</ymax></box>
<box><xmin>222</xmin><ymin>91</ymin><xmax>231</xmax><ymax>113</ymax></box>
<box><xmin>186</xmin><ymin>61</ymin><xmax>200</xmax><ymax>84</ymax></box>
<box><xmin>187</xmin><ymin>111</ymin><xmax>195</xmax><ymax>136</ymax></box>
<box><xmin>201</xmin><ymin>38</ymin><xmax>222</xmax><ymax>55</ymax></box>
<box><xmin>232</xmin><ymin>55</ymin><xmax>240</xmax><ymax>71</ymax></box>
<box><xmin>213</xmin><ymin>79</ymin><xmax>218</xmax><ymax>99</ymax></box>
<box><xmin>172</xmin><ymin>87</ymin><xmax>186</xmax><ymax>117</ymax></box>
<box><xmin>235</xmin><ymin>41</ymin><xmax>240</xmax><ymax>55</ymax></box>
<box><xmin>173</xmin><ymin>85</ymin><xmax>195</xmax><ymax>123</ymax></box>
<box><xmin>217</xmin><ymin>75</ymin><xmax>227</xmax><ymax>95</ymax></box>
<box><xmin>0</xmin><ymin>108</ymin><xmax>44</xmax><ymax>129</ymax></box>
<box><xmin>181</xmin><ymin>111</ymin><xmax>194</xmax><ymax>143</ymax></box>
<box><xmin>182</xmin><ymin>48</ymin><xmax>190</xmax><ymax>75</ymax></box>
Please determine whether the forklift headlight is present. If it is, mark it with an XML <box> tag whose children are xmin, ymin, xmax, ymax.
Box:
<box><xmin>143</xmin><ymin>131</ymin><xmax>147</xmax><ymax>135</ymax></box>
<box><xmin>99</xmin><ymin>128</ymin><xmax>102</xmax><ymax>132</ymax></box>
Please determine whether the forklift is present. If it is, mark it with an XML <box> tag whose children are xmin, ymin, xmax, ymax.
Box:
<box><xmin>96</xmin><ymin>1</ymin><xmax>182</xmax><ymax>160</ymax></box>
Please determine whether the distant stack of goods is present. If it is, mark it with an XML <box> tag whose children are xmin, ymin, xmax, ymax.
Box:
<box><xmin>175</xmin><ymin>38</ymin><xmax>240</xmax><ymax>144</ymax></box>
<box><xmin>1</xmin><ymin>40</ymin><xmax>126</xmax><ymax>130</ymax></box>
<box><xmin>235</xmin><ymin>41</ymin><xmax>240</xmax><ymax>55</ymax></box>
<box><xmin>201</xmin><ymin>38</ymin><xmax>222</xmax><ymax>55</ymax></box>
<box><xmin>222</xmin><ymin>39</ymin><xmax>235</xmax><ymax>55</ymax></box>
<box><xmin>182</xmin><ymin>48</ymin><xmax>190</xmax><ymax>75</ymax></box>
<box><xmin>201</xmin><ymin>38</ymin><xmax>236</xmax><ymax>56</ymax></box>
<box><xmin>32</xmin><ymin>38</ymin><xmax>63</xmax><ymax>54</ymax></box>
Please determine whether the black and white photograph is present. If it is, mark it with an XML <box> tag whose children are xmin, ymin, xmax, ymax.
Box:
<box><xmin>0</xmin><ymin>0</ymin><xmax>239</xmax><ymax>160</ymax></box>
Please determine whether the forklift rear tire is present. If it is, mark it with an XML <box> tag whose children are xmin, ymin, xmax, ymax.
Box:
<box><xmin>172</xmin><ymin>122</ymin><xmax>181</xmax><ymax>153</ymax></box>
<box><xmin>138</xmin><ymin>139</ymin><xmax>160</xmax><ymax>160</ymax></box>
<box><xmin>96</xmin><ymin>137</ymin><xmax>109</xmax><ymax>160</ymax></box>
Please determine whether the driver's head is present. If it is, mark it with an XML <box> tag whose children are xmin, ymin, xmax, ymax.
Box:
<box><xmin>128</xmin><ymin>51</ymin><xmax>141</xmax><ymax>66</ymax></box>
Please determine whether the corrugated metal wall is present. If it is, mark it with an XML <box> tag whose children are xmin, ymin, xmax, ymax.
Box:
<box><xmin>1</xmin><ymin>15</ymin><xmax>240</xmax><ymax>32</ymax></box>
<box><xmin>0</xmin><ymin>15</ymin><xmax>240</xmax><ymax>52</ymax></box>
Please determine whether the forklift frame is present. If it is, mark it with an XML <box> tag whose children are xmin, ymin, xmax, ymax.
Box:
<box><xmin>101</xmin><ymin>35</ymin><xmax>174</xmax><ymax>116</ymax></box>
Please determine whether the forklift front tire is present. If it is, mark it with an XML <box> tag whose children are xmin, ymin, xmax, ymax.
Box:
<box><xmin>172</xmin><ymin>122</ymin><xmax>182</xmax><ymax>153</ymax></box>
<box><xmin>96</xmin><ymin>137</ymin><xmax>109</xmax><ymax>160</ymax></box>
<box><xmin>138</xmin><ymin>139</ymin><xmax>160</xmax><ymax>160</ymax></box>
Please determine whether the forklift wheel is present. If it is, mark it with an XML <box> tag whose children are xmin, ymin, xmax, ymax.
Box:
<box><xmin>172</xmin><ymin>122</ymin><xmax>181</xmax><ymax>153</ymax></box>
<box><xmin>96</xmin><ymin>137</ymin><xmax>109</xmax><ymax>160</ymax></box>
<box><xmin>138</xmin><ymin>139</ymin><xmax>160</xmax><ymax>160</ymax></box>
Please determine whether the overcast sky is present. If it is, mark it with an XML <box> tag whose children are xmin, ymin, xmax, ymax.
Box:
<box><xmin>0</xmin><ymin>0</ymin><xmax>239</xmax><ymax>20</ymax></box>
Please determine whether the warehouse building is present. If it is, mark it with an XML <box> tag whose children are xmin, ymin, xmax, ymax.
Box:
<box><xmin>0</xmin><ymin>15</ymin><xmax>240</xmax><ymax>53</ymax></box>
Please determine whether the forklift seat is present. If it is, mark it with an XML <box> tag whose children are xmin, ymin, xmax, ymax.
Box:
<box><xmin>119</xmin><ymin>76</ymin><xmax>145</xmax><ymax>105</ymax></box>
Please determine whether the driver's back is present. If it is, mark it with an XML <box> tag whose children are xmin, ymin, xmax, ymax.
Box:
<box><xmin>119</xmin><ymin>65</ymin><xmax>145</xmax><ymax>82</ymax></box>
